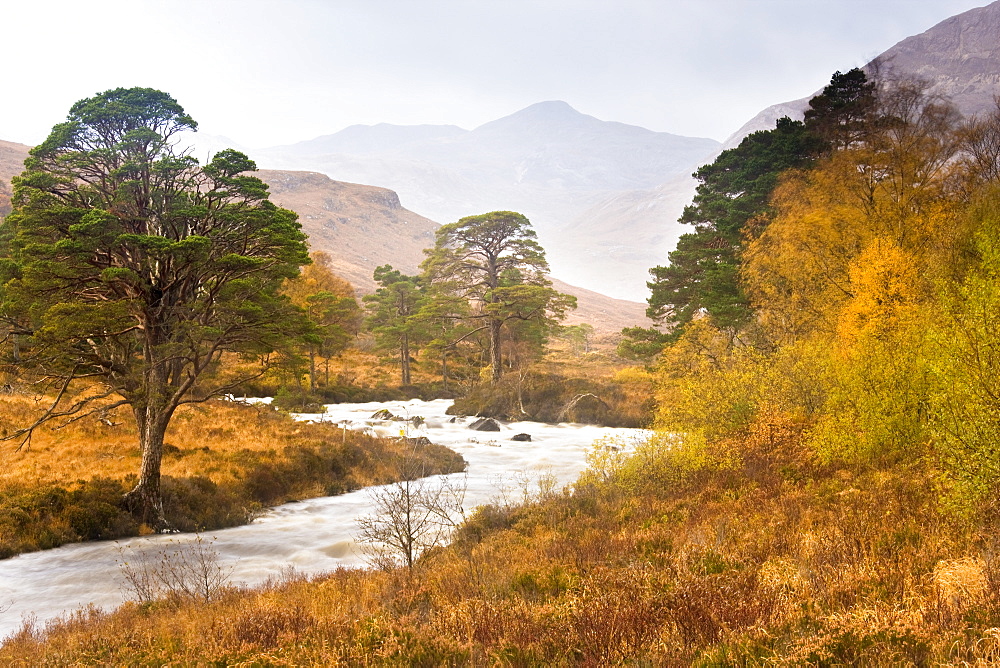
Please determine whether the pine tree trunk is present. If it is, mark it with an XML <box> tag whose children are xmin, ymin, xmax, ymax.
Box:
<box><xmin>401</xmin><ymin>333</ymin><xmax>411</xmax><ymax>386</ymax></box>
<box><xmin>123</xmin><ymin>411</ymin><xmax>170</xmax><ymax>531</ymax></box>
<box><xmin>441</xmin><ymin>353</ymin><xmax>448</xmax><ymax>391</ymax></box>
<box><xmin>489</xmin><ymin>317</ymin><xmax>503</xmax><ymax>383</ymax></box>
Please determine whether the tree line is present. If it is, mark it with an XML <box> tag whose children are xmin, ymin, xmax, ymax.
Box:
<box><xmin>0</xmin><ymin>87</ymin><xmax>574</xmax><ymax>529</ymax></box>
<box><xmin>626</xmin><ymin>64</ymin><xmax>1000</xmax><ymax>507</ymax></box>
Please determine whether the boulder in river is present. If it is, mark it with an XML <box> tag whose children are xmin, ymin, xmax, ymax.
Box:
<box><xmin>511</xmin><ymin>433</ymin><xmax>532</xmax><ymax>442</ymax></box>
<box><xmin>469</xmin><ymin>417</ymin><xmax>501</xmax><ymax>432</ymax></box>
<box><xmin>371</xmin><ymin>409</ymin><xmax>396</xmax><ymax>420</ymax></box>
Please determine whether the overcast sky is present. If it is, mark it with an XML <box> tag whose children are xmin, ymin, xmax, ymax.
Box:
<box><xmin>0</xmin><ymin>0</ymin><xmax>991</xmax><ymax>148</ymax></box>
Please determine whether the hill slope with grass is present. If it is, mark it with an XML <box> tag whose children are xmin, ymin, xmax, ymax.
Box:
<box><xmin>0</xmin><ymin>397</ymin><xmax>463</xmax><ymax>558</ymax></box>
<box><xmin>9</xmin><ymin>14</ymin><xmax>1000</xmax><ymax>661</ymax></box>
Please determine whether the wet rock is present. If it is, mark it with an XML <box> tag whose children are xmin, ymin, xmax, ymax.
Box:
<box><xmin>469</xmin><ymin>417</ymin><xmax>501</xmax><ymax>432</ymax></box>
<box><xmin>371</xmin><ymin>408</ymin><xmax>396</xmax><ymax>420</ymax></box>
<box><xmin>405</xmin><ymin>436</ymin><xmax>432</xmax><ymax>446</ymax></box>
<box><xmin>510</xmin><ymin>433</ymin><xmax>532</xmax><ymax>442</ymax></box>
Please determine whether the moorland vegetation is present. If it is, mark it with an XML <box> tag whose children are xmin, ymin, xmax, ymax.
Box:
<box><xmin>0</xmin><ymin>86</ymin><xmax>635</xmax><ymax>558</ymax></box>
<box><xmin>7</xmin><ymin>65</ymin><xmax>1000</xmax><ymax>664</ymax></box>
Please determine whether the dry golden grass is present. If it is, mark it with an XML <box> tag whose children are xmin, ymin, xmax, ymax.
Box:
<box><xmin>7</xmin><ymin>408</ymin><xmax>1000</xmax><ymax>664</ymax></box>
<box><xmin>312</xmin><ymin>346</ymin><xmax>416</xmax><ymax>389</ymax></box>
<box><xmin>0</xmin><ymin>388</ymin><xmax>465</xmax><ymax>558</ymax></box>
<box><xmin>0</xmin><ymin>394</ymin><xmax>346</xmax><ymax>487</ymax></box>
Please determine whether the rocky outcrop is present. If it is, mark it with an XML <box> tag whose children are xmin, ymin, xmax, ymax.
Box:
<box><xmin>884</xmin><ymin>1</ymin><xmax>1000</xmax><ymax>120</ymax></box>
<box><xmin>725</xmin><ymin>1</ymin><xmax>1000</xmax><ymax>150</ymax></box>
<box><xmin>469</xmin><ymin>417</ymin><xmax>502</xmax><ymax>432</ymax></box>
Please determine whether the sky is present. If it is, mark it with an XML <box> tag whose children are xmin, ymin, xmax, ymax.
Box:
<box><xmin>0</xmin><ymin>0</ymin><xmax>992</xmax><ymax>148</ymax></box>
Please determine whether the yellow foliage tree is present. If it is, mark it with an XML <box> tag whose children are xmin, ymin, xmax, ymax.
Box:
<box><xmin>745</xmin><ymin>79</ymin><xmax>963</xmax><ymax>345</ymax></box>
<box><xmin>836</xmin><ymin>238</ymin><xmax>921</xmax><ymax>344</ymax></box>
<box><xmin>927</xmin><ymin>189</ymin><xmax>1000</xmax><ymax>504</ymax></box>
<box><xmin>654</xmin><ymin>318</ymin><xmax>830</xmax><ymax>443</ymax></box>
<box><xmin>281</xmin><ymin>252</ymin><xmax>361</xmax><ymax>388</ymax></box>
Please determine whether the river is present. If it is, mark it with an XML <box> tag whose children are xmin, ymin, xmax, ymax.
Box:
<box><xmin>0</xmin><ymin>398</ymin><xmax>650</xmax><ymax>639</ymax></box>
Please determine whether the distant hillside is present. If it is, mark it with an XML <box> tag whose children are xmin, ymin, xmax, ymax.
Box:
<box><xmin>258</xmin><ymin>169</ymin><xmax>649</xmax><ymax>332</ymax></box>
<box><xmin>0</xmin><ymin>140</ymin><xmax>30</xmax><ymax>216</ymax></box>
<box><xmin>722</xmin><ymin>0</ymin><xmax>1000</xmax><ymax>150</ymax></box>
<box><xmin>548</xmin><ymin>278</ymin><xmax>649</xmax><ymax>334</ymax></box>
<box><xmin>575</xmin><ymin>0</ymin><xmax>1000</xmax><ymax>300</ymax></box>
<box><xmin>256</xmin><ymin>170</ymin><xmax>439</xmax><ymax>293</ymax></box>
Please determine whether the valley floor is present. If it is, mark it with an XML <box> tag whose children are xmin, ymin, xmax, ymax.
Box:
<box><xmin>4</xmin><ymin>411</ymin><xmax>999</xmax><ymax>665</ymax></box>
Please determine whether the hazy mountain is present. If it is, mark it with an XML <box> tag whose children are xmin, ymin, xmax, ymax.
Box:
<box><xmin>723</xmin><ymin>0</ymin><xmax>1000</xmax><ymax>151</ymax></box>
<box><xmin>257</xmin><ymin>102</ymin><xmax>718</xmax><ymax>222</ymax></box>
<box><xmin>275</xmin><ymin>123</ymin><xmax>466</xmax><ymax>156</ymax></box>
<box><xmin>248</xmin><ymin>101</ymin><xmax>719</xmax><ymax>300</ymax></box>
<box><xmin>549</xmin><ymin>175</ymin><xmax>697</xmax><ymax>301</ymax></box>
<box><xmin>576</xmin><ymin>0</ymin><xmax>1000</xmax><ymax>301</ymax></box>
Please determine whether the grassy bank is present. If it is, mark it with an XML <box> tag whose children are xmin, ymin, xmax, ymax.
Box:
<box><xmin>449</xmin><ymin>354</ymin><xmax>656</xmax><ymax>428</ymax></box>
<box><xmin>0</xmin><ymin>395</ymin><xmax>465</xmax><ymax>558</ymax></box>
<box><xmin>5</xmin><ymin>409</ymin><xmax>997</xmax><ymax>664</ymax></box>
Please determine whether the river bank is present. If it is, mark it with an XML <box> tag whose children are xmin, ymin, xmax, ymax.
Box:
<box><xmin>0</xmin><ymin>398</ymin><xmax>650</xmax><ymax>639</ymax></box>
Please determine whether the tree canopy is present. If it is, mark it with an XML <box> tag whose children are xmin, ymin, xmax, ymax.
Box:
<box><xmin>282</xmin><ymin>251</ymin><xmax>360</xmax><ymax>388</ymax></box>
<box><xmin>635</xmin><ymin>69</ymin><xmax>877</xmax><ymax>356</ymax></box>
<box><xmin>363</xmin><ymin>264</ymin><xmax>425</xmax><ymax>386</ymax></box>
<box><xmin>0</xmin><ymin>87</ymin><xmax>310</xmax><ymax>527</ymax></box>
<box><xmin>643</xmin><ymin>116</ymin><xmax>820</xmax><ymax>342</ymax></box>
<box><xmin>421</xmin><ymin>211</ymin><xmax>574</xmax><ymax>382</ymax></box>
<box><xmin>651</xmin><ymin>70</ymin><xmax>1000</xmax><ymax>500</ymax></box>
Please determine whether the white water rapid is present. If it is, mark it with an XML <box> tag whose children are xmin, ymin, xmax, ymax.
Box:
<box><xmin>0</xmin><ymin>398</ymin><xmax>649</xmax><ymax>640</ymax></box>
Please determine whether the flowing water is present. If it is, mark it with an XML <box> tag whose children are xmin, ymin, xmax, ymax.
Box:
<box><xmin>0</xmin><ymin>398</ymin><xmax>649</xmax><ymax>639</ymax></box>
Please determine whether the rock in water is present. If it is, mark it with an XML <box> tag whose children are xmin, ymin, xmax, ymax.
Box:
<box><xmin>371</xmin><ymin>409</ymin><xmax>396</xmax><ymax>420</ymax></box>
<box><xmin>469</xmin><ymin>417</ymin><xmax>501</xmax><ymax>432</ymax></box>
<box><xmin>511</xmin><ymin>433</ymin><xmax>532</xmax><ymax>442</ymax></box>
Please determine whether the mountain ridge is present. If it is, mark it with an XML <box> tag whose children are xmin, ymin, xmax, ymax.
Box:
<box><xmin>722</xmin><ymin>0</ymin><xmax>1000</xmax><ymax>150</ymax></box>
<box><xmin>572</xmin><ymin>0</ymin><xmax>1000</xmax><ymax>300</ymax></box>
<box><xmin>243</xmin><ymin>100</ymin><xmax>720</xmax><ymax>299</ymax></box>
<box><xmin>0</xmin><ymin>140</ymin><xmax>648</xmax><ymax>334</ymax></box>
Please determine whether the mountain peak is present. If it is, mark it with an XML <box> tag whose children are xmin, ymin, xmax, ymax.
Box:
<box><xmin>474</xmin><ymin>101</ymin><xmax>595</xmax><ymax>133</ymax></box>
<box><xmin>518</xmin><ymin>100</ymin><xmax>581</xmax><ymax>117</ymax></box>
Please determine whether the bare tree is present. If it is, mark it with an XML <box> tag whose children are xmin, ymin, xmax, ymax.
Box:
<box><xmin>116</xmin><ymin>534</ymin><xmax>233</xmax><ymax>604</ymax></box>
<box><xmin>959</xmin><ymin>97</ymin><xmax>1000</xmax><ymax>189</ymax></box>
<box><xmin>356</xmin><ymin>474</ymin><xmax>467</xmax><ymax>571</ymax></box>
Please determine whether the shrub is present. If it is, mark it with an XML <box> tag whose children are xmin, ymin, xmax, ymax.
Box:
<box><xmin>449</xmin><ymin>371</ymin><xmax>649</xmax><ymax>427</ymax></box>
